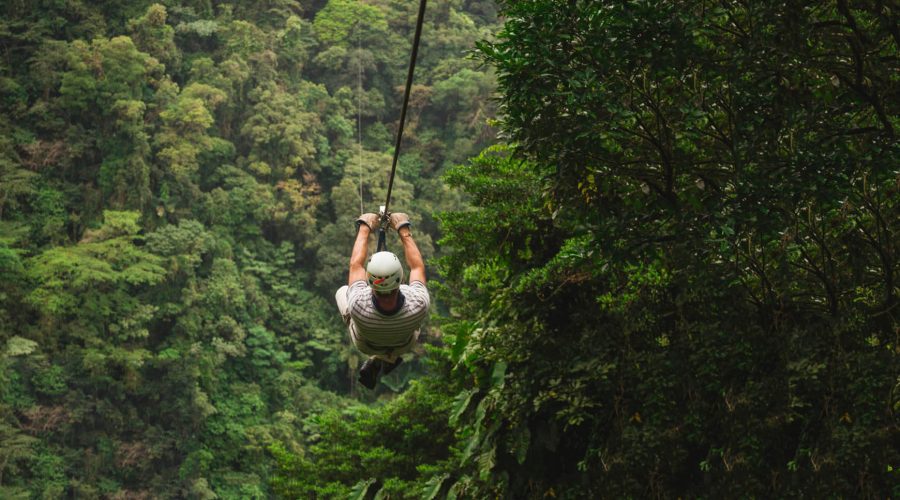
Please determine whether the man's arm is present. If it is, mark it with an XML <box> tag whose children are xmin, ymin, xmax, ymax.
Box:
<box><xmin>348</xmin><ymin>225</ymin><xmax>370</xmax><ymax>284</ymax></box>
<box><xmin>349</xmin><ymin>214</ymin><xmax>378</xmax><ymax>284</ymax></box>
<box><xmin>398</xmin><ymin>226</ymin><xmax>425</xmax><ymax>285</ymax></box>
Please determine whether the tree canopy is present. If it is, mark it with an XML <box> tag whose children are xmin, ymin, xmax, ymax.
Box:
<box><xmin>430</xmin><ymin>0</ymin><xmax>898</xmax><ymax>497</ymax></box>
<box><xmin>0</xmin><ymin>0</ymin><xmax>498</xmax><ymax>496</ymax></box>
<box><xmin>2</xmin><ymin>0</ymin><xmax>897</xmax><ymax>498</ymax></box>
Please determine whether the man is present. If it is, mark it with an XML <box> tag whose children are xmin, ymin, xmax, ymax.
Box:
<box><xmin>334</xmin><ymin>212</ymin><xmax>430</xmax><ymax>389</ymax></box>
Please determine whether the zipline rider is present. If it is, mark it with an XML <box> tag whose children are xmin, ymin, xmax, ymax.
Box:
<box><xmin>335</xmin><ymin>212</ymin><xmax>430</xmax><ymax>389</ymax></box>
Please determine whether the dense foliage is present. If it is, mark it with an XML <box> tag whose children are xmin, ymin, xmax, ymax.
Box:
<box><xmin>0</xmin><ymin>0</ymin><xmax>498</xmax><ymax>497</ymax></box>
<box><xmin>433</xmin><ymin>0</ymin><xmax>898</xmax><ymax>497</ymax></box>
<box><xmin>274</xmin><ymin>1</ymin><xmax>897</xmax><ymax>498</ymax></box>
<box><xmin>4</xmin><ymin>0</ymin><xmax>897</xmax><ymax>498</ymax></box>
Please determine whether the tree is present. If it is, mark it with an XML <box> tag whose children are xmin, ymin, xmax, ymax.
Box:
<box><xmin>430</xmin><ymin>1</ymin><xmax>899</xmax><ymax>497</ymax></box>
<box><xmin>271</xmin><ymin>378</ymin><xmax>456</xmax><ymax>498</ymax></box>
<box><xmin>154</xmin><ymin>82</ymin><xmax>227</xmax><ymax>214</ymax></box>
<box><xmin>240</xmin><ymin>82</ymin><xmax>322</xmax><ymax>180</ymax></box>
<box><xmin>128</xmin><ymin>4</ymin><xmax>181</xmax><ymax>72</ymax></box>
<box><xmin>0</xmin><ymin>421</ymin><xmax>37</xmax><ymax>494</ymax></box>
<box><xmin>311</xmin><ymin>0</ymin><xmax>400</xmax><ymax>94</ymax></box>
<box><xmin>30</xmin><ymin>35</ymin><xmax>169</xmax><ymax>224</ymax></box>
<box><xmin>0</xmin><ymin>0</ymin><xmax>505</xmax><ymax>495</ymax></box>
<box><xmin>312</xmin><ymin>0</ymin><xmax>389</xmax><ymax>47</ymax></box>
<box><xmin>0</xmin><ymin>140</ymin><xmax>35</xmax><ymax>221</ymax></box>
<box><xmin>276</xmin><ymin>15</ymin><xmax>315</xmax><ymax>82</ymax></box>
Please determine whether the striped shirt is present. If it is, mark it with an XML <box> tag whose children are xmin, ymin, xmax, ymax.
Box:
<box><xmin>347</xmin><ymin>280</ymin><xmax>430</xmax><ymax>349</ymax></box>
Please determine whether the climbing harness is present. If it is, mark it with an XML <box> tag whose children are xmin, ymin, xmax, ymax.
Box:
<box><xmin>376</xmin><ymin>0</ymin><xmax>428</xmax><ymax>252</ymax></box>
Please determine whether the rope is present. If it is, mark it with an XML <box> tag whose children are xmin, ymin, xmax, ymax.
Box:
<box><xmin>357</xmin><ymin>21</ymin><xmax>364</xmax><ymax>215</ymax></box>
<box><xmin>382</xmin><ymin>0</ymin><xmax>427</xmax><ymax>223</ymax></box>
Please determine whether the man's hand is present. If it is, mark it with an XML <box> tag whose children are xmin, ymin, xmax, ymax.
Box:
<box><xmin>356</xmin><ymin>213</ymin><xmax>379</xmax><ymax>231</ymax></box>
<box><xmin>389</xmin><ymin>212</ymin><xmax>411</xmax><ymax>231</ymax></box>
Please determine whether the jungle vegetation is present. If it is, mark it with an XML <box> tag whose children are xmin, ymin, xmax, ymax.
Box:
<box><xmin>1</xmin><ymin>0</ymin><xmax>497</xmax><ymax>497</ymax></box>
<box><xmin>1</xmin><ymin>0</ymin><xmax>897</xmax><ymax>498</ymax></box>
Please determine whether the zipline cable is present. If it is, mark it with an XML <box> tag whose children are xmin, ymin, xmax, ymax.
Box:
<box><xmin>357</xmin><ymin>21</ymin><xmax>364</xmax><ymax>215</ymax></box>
<box><xmin>378</xmin><ymin>0</ymin><xmax>427</xmax><ymax>252</ymax></box>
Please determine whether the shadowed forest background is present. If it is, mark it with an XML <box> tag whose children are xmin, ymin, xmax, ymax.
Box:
<box><xmin>0</xmin><ymin>0</ymin><xmax>897</xmax><ymax>498</ymax></box>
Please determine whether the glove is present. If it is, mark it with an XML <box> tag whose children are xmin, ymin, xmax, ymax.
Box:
<box><xmin>356</xmin><ymin>213</ymin><xmax>379</xmax><ymax>230</ymax></box>
<box><xmin>389</xmin><ymin>212</ymin><xmax>411</xmax><ymax>231</ymax></box>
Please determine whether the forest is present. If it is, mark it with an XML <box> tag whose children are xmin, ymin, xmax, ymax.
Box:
<box><xmin>0</xmin><ymin>0</ymin><xmax>897</xmax><ymax>498</ymax></box>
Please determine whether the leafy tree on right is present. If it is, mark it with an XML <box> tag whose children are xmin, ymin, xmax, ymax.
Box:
<box><xmin>436</xmin><ymin>1</ymin><xmax>898</xmax><ymax>497</ymax></box>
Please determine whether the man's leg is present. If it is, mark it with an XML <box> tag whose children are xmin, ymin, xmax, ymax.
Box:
<box><xmin>337</xmin><ymin>286</ymin><xmax>384</xmax><ymax>389</ymax></box>
<box><xmin>357</xmin><ymin>357</ymin><xmax>382</xmax><ymax>389</ymax></box>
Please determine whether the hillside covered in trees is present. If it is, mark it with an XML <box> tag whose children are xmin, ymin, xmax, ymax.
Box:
<box><xmin>2</xmin><ymin>0</ymin><xmax>898</xmax><ymax>498</ymax></box>
<box><xmin>0</xmin><ymin>0</ymin><xmax>498</xmax><ymax>497</ymax></box>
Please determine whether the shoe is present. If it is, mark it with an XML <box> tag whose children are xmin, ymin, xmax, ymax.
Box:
<box><xmin>358</xmin><ymin>358</ymin><xmax>383</xmax><ymax>389</ymax></box>
<box><xmin>381</xmin><ymin>357</ymin><xmax>403</xmax><ymax>376</ymax></box>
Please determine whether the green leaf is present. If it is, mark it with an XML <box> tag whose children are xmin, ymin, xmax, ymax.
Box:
<box><xmin>477</xmin><ymin>446</ymin><xmax>496</xmax><ymax>481</ymax></box>
<box><xmin>510</xmin><ymin>425</ymin><xmax>531</xmax><ymax>465</ymax></box>
<box><xmin>6</xmin><ymin>336</ymin><xmax>37</xmax><ymax>357</ymax></box>
<box><xmin>349</xmin><ymin>478</ymin><xmax>377</xmax><ymax>500</ymax></box>
<box><xmin>491</xmin><ymin>361</ymin><xmax>507</xmax><ymax>388</ymax></box>
<box><xmin>449</xmin><ymin>389</ymin><xmax>477</xmax><ymax>427</ymax></box>
<box><xmin>421</xmin><ymin>473</ymin><xmax>450</xmax><ymax>500</ymax></box>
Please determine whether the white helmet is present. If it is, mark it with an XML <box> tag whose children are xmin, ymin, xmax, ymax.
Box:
<box><xmin>367</xmin><ymin>251</ymin><xmax>403</xmax><ymax>293</ymax></box>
